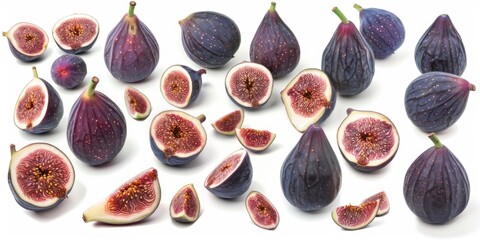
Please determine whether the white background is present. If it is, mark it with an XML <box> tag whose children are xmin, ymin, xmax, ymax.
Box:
<box><xmin>1</xmin><ymin>0</ymin><xmax>478</xmax><ymax>238</ymax></box>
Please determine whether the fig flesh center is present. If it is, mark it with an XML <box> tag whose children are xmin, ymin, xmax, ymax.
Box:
<box><xmin>206</xmin><ymin>153</ymin><xmax>242</xmax><ymax>186</ymax></box>
<box><xmin>230</xmin><ymin>67</ymin><xmax>270</xmax><ymax>107</ymax></box>
<box><xmin>14</xmin><ymin>27</ymin><xmax>45</xmax><ymax>54</ymax></box>
<box><xmin>287</xmin><ymin>73</ymin><xmax>329</xmax><ymax>117</ymax></box>
<box><xmin>163</xmin><ymin>71</ymin><xmax>190</xmax><ymax>104</ymax></box>
<box><xmin>248</xmin><ymin>195</ymin><xmax>277</xmax><ymax>225</ymax></box>
<box><xmin>16</xmin><ymin>86</ymin><xmax>45</xmax><ymax>128</ymax></box>
<box><xmin>173</xmin><ymin>189</ymin><xmax>197</xmax><ymax>216</ymax></box>
<box><xmin>56</xmin><ymin>18</ymin><xmax>97</xmax><ymax>49</ymax></box>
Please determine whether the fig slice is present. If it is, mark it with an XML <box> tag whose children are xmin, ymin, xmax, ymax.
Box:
<box><xmin>124</xmin><ymin>86</ymin><xmax>152</xmax><ymax>120</ymax></box>
<box><xmin>332</xmin><ymin>200</ymin><xmax>380</xmax><ymax>230</ymax></box>
<box><xmin>83</xmin><ymin>167</ymin><xmax>161</xmax><ymax>225</ymax></box>
<box><xmin>3</xmin><ymin>22</ymin><xmax>48</xmax><ymax>62</ymax></box>
<box><xmin>211</xmin><ymin>109</ymin><xmax>244</xmax><ymax>135</ymax></box>
<box><xmin>52</xmin><ymin>13</ymin><xmax>99</xmax><ymax>54</ymax></box>
<box><xmin>245</xmin><ymin>191</ymin><xmax>279</xmax><ymax>230</ymax></box>
<box><xmin>361</xmin><ymin>191</ymin><xmax>390</xmax><ymax>216</ymax></box>
<box><xmin>169</xmin><ymin>183</ymin><xmax>201</xmax><ymax>223</ymax></box>
<box><xmin>51</xmin><ymin>54</ymin><xmax>87</xmax><ymax>89</ymax></box>
<box><xmin>160</xmin><ymin>65</ymin><xmax>206</xmax><ymax>108</ymax></box>
<box><xmin>235</xmin><ymin>128</ymin><xmax>276</xmax><ymax>152</ymax></box>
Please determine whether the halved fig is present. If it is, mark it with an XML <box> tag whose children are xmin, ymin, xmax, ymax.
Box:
<box><xmin>204</xmin><ymin>148</ymin><xmax>253</xmax><ymax>199</ymax></box>
<box><xmin>362</xmin><ymin>191</ymin><xmax>390</xmax><ymax>216</ymax></box>
<box><xmin>211</xmin><ymin>109</ymin><xmax>244</xmax><ymax>135</ymax></box>
<box><xmin>52</xmin><ymin>13</ymin><xmax>99</xmax><ymax>54</ymax></box>
<box><xmin>281</xmin><ymin>68</ymin><xmax>336</xmax><ymax>132</ymax></box>
<box><xmin>51</xmin><ymin>54</ymin><xmax>87</xmax><ymax>89</ymax></box>
<box><xmin>150</xmin><ymin>110</ymin><xmax>207</xmax><ymax>166</ymax></box>
<box><xmin>337</xmin><ymin>108</ymin><xmax>399</xmax><ymax>172</ymax></box>
<box><xmin>3</xmin><ymin>22</ymin><xmax>48</xmax><ymax>62</ymax></box>
<box><xmin>124</xmin><ymin>86</ymin><xmax>152</xmax><ymax>120</ymax></box>
<box><xmin>169</xmin><ymin>183</ymin><xmax>200</xmax><ymax>223</ymax></box>
<box><xmin>83</xmin><ymin>167</ymin><xmax>161</xmax><ymax>225</ymax></box>
<box><xmin>8</xmin><ymin>143</ymin><xmax>75</xmax><ymax>211</ymax></box>
<box><xmin>245</xmin><ymin>191</ymin><xmax>279</xmax><ymax>230</ymax></box>
<box><xmin>235</xmin><ymin>128</ymin><xmax>275</xmax><ymax>152</ymax></box>
<box><xmin>225</xmin><ymin>62</ymin><xmax>273</xmax><ymax>109</ymax></box>
<box><xmin>160</xmin><ymin>65</ymin><xmax>206</xmax><ymax>108</ymax></box>
<box><xmin>332</xmin><ymin>200</ymin><xmax>380</xmax><ymax>230</ymax></box>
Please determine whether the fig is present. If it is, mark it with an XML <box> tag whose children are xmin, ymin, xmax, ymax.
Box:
<box><xmin>169</xmin><ymin>183</ymin><xmax>200</xmax><ymax>223</ymax></box>
<box><xmin>67</xmin><ymin>76</ymin><xmax>127</xmax><ymax>166</ymax></box>
<box><xmin>245</xmin><ymin>191</ymin><xmax>279</xmax><ymax>230</ymax></box>
<box><xmin>361</xmin><ymin>191</ymin><xmax>390</xmax><ymax>216</ymax></box>
<box><xmin>14</xmin><ymin>66</ymin><xmax>64</xmax><ymax>134</ymax></box>
<box><xmin>415</xmin><ymin>14</ymin><xmax>466</xmax><ymax>75</ymax></box>
<box><xmin>280</xmin><ymin>68</ymin><xmax>336</xmax><ymax>132</ymax></box>
<box><xmin>337</xmin><ymin>108</ymin><xmax>399</xmax><ymax>172</ymax></box>
<box><xmin>104</xmin><ymin>1</ymin><xmax>159</xmax><ymax>83</ymax></box>
<box><xmin>52</xmin><ymin>13</ymin><xmax>99</xmax><ymax>54</ymax></box>
<box><xmin>280</xmin><ymin>123</ymin><xmax>342</xmax><ymax>211</ymax></box>
<box><xmin>250</xmin><ymin>2</ymin><xmax>300</xmax><ymax>78</ymax></box>
<box><xmin>150</xmin><ymin>110</ymin><xmax>207</xmax><ymax>166</ymax></box>
<box><xmin>204</xmin><ymin>148</ymin><xmax>253</xmax><ymax>199</ymax></box>
<box><xmin>3</xmin><ymin>22</ymin><xmax>48</xmax><ymax>62</ymax></box>
<box><xmin>124</xmin><ymin>86</ymin><xmax>152</xmax><ymax>121</ymax></box>
<box><xmin>50</xmin><ymin>54</ymin><xmax>87</xmax><ymax>89</ymax></box>
<box><xmin>354</xmin><ymin>4</ymin><xmax>405</xmax><ymax>59</ymax></box>
<box><xmin>8</xmin><ymin>143</ymin><xmax>75</xmax><ymax>211</ymax></box>
<box><xmin>160</xmin><ymin>65</ymin><xmax>206</xmax><ymax>108</ymax></box>
<box><xmin>225</xmin><ymin>61</ymin><xmax>273</xmax><ymax>109</ymax></box>
<box><xmin>404</xmin><ymin>71</ymin><xmax>475</xmax><ymax>132</ymax></box>
<box><xmin>403</xmin><ymin>133</ymin><xmax>470</xmax><ymax>224</ymax></box>
<box><xmin>322</xmin><ymin>7</ymin><xmax>375</xmax><ymax>96</ymax></box>
<box><xmin>211</xmin><ymin>109</ymin><xmax>244</xmax><ymax>135</ymax></box>
<box><xmin>83</xmin><ymin>167</ymin><xmax>161</xmax><ymax>225</ymax></box>
<box><xmin>235</xmin><ymin>128</ymin><xmax>275</xmax><ymax>152</ymax></box>
<box><xmin>179</xmin><ymin>11</ymin><xmax>241</xmax><ymax>68</ymax></box>
<box><xmin>332</xmin><ymin>200</ymin><xmax>380</xmax><ymax>230</ymax></box>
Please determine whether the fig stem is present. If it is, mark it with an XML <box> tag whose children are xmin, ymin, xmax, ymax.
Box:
<box><xmin>196</xmin><ymin>114</ymin><xmax>206</xmax><ymax>123</ymax></box>
<box><xmin>353</xmin><ymin>3</ymin><xmax>363</xmax><ymax>12</ymax></box>
<box><xmin>10</xmin><ymin>144</ymin><xmax>16</xmax><ymax>155</ymax></box>
<box><xmin>332</xmin><ymin>7</ymin><xmax>349</xmax><ymax>24</ymax></box>
<box><xmin>86</xmin><ymin>77</ymin><xmax>99</xmax><ymax>97</ymax></box>
<box><xmin>128</xmin><ymin>1</ymin><xmax>136</xmax><ymax>17</ymax></box>
<box><xmin>470</xmin><ymin>84</ymin><xmax>476</xmax><ymax>91</ymax></box>
<box><xmin>198</xmin><ymin>69</ymin><xmax>207</xmax><ymax>75</ymax></box>
<box><xmin>346</xmin><ymin>108</ymin><xmax>354</xmax><ymax>115</ymax></box>
<box><xmin>428</xmin><ymin>133</ymin><xmax>443</xmax><ymax>148</ymax></box>
<box><xmin>32</xmin><ymin>66</ymin><xmax>39</xmax><ymax>78</ymax></box>
<box><xmin>270</xmin><ymin>2</ymin><xmax>276</xmax><ymax>12</ymax></box>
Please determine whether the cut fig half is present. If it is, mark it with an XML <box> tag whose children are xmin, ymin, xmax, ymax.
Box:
<box><xmin>160</xmin><ymin>65</ymin><xmax>206</xmax><ymax>108</ymax></box>
<box><xmin>3</xmin><ymin>22</ymin><xmax>48</xmax><ymax>62</ymax></box>
<box><xmin>170</xmin><ymin>183</ymin><xmax>201</xmax><ymax>223</ymax></box>
<box><xmin>362</xmin><ymin>191</ymin><xmax>390</xmax><ymax>216</ymax></box>
<box><xmin>52</xmin><ymin>13</ymin><xmax>99</xmax><ymax>54</ymax></box>
<box><xmin>124</xmin><ymin>86</ymin><xmax>152</xmax><ymax>120</ymax></box>
<box><xmin>211</xmin><ymin>109</ymin><xmax>244</xmax><ymax>135</ymax></box>
<box><xmin>235</xmin><ymin>128</ymin><xmax>275</xmax><ymax>152</ymax></box>
<box><xmin>245</xmin><ymin>191</ymin><xmax>279</xmax><ymax>230</ymax></box>
<box><xmin>332</xmin><ymin>200</ymin><xmax>380</xmax><ymax>230</ymax></box>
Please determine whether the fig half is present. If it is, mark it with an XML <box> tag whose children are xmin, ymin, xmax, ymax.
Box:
<box><xmin>52</xmin><ymin>13</ymin><xmax>99</xmax><ymax>54</ymax></box>
<box><xmin>160</xmin><ymin>65</ymin><xmax>206</xmax><ymax>108</ymax></box>
<box><xmin>245</xmin><ymin>191</ymin><xmax>279</xmax><ymax>230</ymax></box>
<box><xmin>235</xmin><ymin>128</ymin><xmax>275</xmax><ymax>152</ymax></box>
<box><xmin>3</xmin><ymin>22</ymin><xmax>48</xmax><ymax>62</ymax></box>
<box><xmin>332</xmin><ymin>200</ymin><xmax>380</xmax><ymax>230</ymax></box>
<box><xmin>169</xmin><ymin>183</ymin><xmax>201</xmax><ymax>223</ymax></box>
<box><xmin>124</xmin><ymin>86</ymin><xmax>152</xmax><ymax>120</ymax></box>
<box><xmin>211</xmin><ymin>109</ymin><xmax>244</xmax><ymax>135</ymax></box>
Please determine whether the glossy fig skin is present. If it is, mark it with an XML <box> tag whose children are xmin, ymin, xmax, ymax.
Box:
<box><xmin>51</xmin><ymin>54</ymin><xmax>87</xmax><ymax>89</ymax></box>
<box><xmin>3</xmin><ymin>22</ymin><xmax>48</xmax><ymax>62</ymax></box>
<box><xmin>415</xmin><ymin>14</ymin><xmax>466</xmax><ymax>75</ymax></box>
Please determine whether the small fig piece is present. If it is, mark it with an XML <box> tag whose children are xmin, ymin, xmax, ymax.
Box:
<box><xmin>160</xmin><ymin>65</ymin><xmax>206</xmax><ymax>108</ymax></box>
<box><xmin>3</xmin><ymin>22</ymin><xmax>48</xmax><ymax>62</ymax></box>
<box><xmin>362</xmin><ymin>191</ymin><xmax>390</xmax><ymax>216</ymax></box>
<box><xmin>211</xmin><ymin>109</ymin><xmax>244</xmax><ymax>135</ymax></box>
<box><xmin>52</xmin><ymin>13</ymin><xmax>99</xmax><ymax>54</ymax></box>
<box><xmin>235</xmin><ymin>128</ymin><xmax>275</xmax><ymax>152</ymax></box>
<box><xmin>124</xmin><ymin>86</ymin><xmax>152</xmax><ymax>120</ymax></box>
<box><xmin>51</xmin><ymin>54</ymin><xmax>87</xmax><ymax>89</ymax></box>
<box><xmin>245</xmin><ymin>191</ymin><xmax>279</xmax><ymax>230</ymax></box>
<box><xmin>332</xmin><ymin>200</ymin><xmax>380</xmax><ymax>230</ymax></box>
<box><xmin>169</xmin><ymin>183</ymin><xmax>200</xmax><ymax>223</ymax></box>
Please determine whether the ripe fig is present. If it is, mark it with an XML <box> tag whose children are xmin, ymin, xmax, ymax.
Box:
<box><xmin>322</xmin><ymin>7</ymin><xmax>375</xmax><ymax>96</ymax></box>
<box><xmin>415</xmin><ymin>14</ymin><xmax>466</xmax><ymax>75</ymax></box>
<box><xmin>225</xmin><ymin>61</ymin><xmax>273</xmax><ymax>109</ymax></box>
<box><xmin>150</xmin><ymin>110</ymin><xmax>207</xmax><ymax>166</ymax></box>
<box><xmin>14</xmin><ymin>66</ymin><xmax>64</xmax><ymax>134</ymax></box>
<box><xmin>3</xmin><ymin>22</ymin><xmax>48</xmax><ymax>62</ymax></box>
<box><xmin>280</xmin><ymin>123</ymin><xmax>342</xmax><ymax>211</ymax></box>
<box><xmin>104</xmin><ymin>1</ymin><xmax>159</xmax><ymax>83</ymax></box>
<box><xmin>250</xmin><ymin>2</ymin><xmax>300</xmax><ymax>78</ymax></box>
<box><xmin>83</xmin><ymin>167</ymin><xmax>161</xmax><ymax>225</ymax></box>
<box><xmin>204</xmin><ymin>148</ymin><xmax>253</xmax><ymax>199</ymax></box>
<box><xmin>67</xmin><ymin>77</ymin><xmax>127</xmax><ymax>166</ymax></box>
<box><xmin>404</xmin><ymin>72</ymin><xmax>475</xmax><ymax>132</ymax></box>
<box><xmin>245</xmin><ymin>191</ymin><xmax>279</xmax><ymax>230</ymax></box>
<box><xmin>169</xmin><ymin>183</ymin><xmax>200</xmax><ymax>223</ymax></box>
<box><xmin>332</xmin><ymin>200</ymin><xmax>380</xmax><ymax>230</ymax></box>
<box><xmin>361</xmin><ymin>191</ymin><xmax>390</xmax><ymax>216</ymax></box>
<box><xmin>179</xmin><ymin>11</ymin><xmax>241</xmax><ymax>68</ymax></box>
<box><xmin>160</xmin><ymin>65</ymin><xmax>206</xmax><ymax>108</ymax></box>
<box><xmin>235</xmin><ymin>128</ymin><xmax>275</xmax><ymax>152</ymax></box>
<box><xmin>280</xmin><ymin>68</ymin><xmax>336</xmax><ymax>132</ymax></box>
<box><xmin>124</xmin><ymin>86</ymin><xmax>152</xmax><ymax>120</ymax></box>
<box><xmin>51</xmin><ymin>54</ymin><xmax>87</xmax><ymax>89</ymax></box>
<box><xmin>52</xmin><ymin>13</ymin><xmax>99</xmax><ymax>54</ymax></box>
<box><xmin>337</xmin><ymin>108</ymin><xmax>399</xmax><ymax>172</ymax></box>
<box><xmin>211</xmin><ymin>109</ymin><xmax>244</xmax><ymax>135</ymax></box>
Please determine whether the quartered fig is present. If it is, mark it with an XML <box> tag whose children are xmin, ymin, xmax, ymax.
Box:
<box><xmin>52</xmin><ymin>13</ymin><xmax>99</xmax><ymax>54</ymax></box>
<box><xmin>235</xmin><ymin>128</ymin><xmax>275</xmax><ymax>152</ymax></box>
<box><xmin>51</xmin><ymin>54</ymin><xmax>87</xmax><ymax>89</ymax></box>
<box><xmin>281</xmin><ymin>68</ymin><xmax>336</xmax><ymax>132</ymax></box>
<box><xmin>8</xmin><ymin>143</ymin><xmax>75</xmax><ymax>211</ymax></box>
<box><xmin>160</xmin><ymin>65</ymin><xmax>206</xmax><ymax>108</ymax></box>
<box><xmin>14</xmin><ymin>66</ymin><xmax>64</xmax><ymax>134</ymax></box>
<box><xmin>322</xmin><ymin>7</ymin><xmax>375</xmax><ymax>96</ymax></box>
<box><xmin>403</xmin><ymin>133</ymin><xmax>470</xmax><ymax>224</ymax></box>
<box><xmin>245</xmin><ymin>191</ymin><xmax>279</xmax><ymax>230</ymax></box>
<box><xmin>124</xmin><ymin>86</ymin><xmax>152</xmax><ymax>120</ymax></box>
<box><xmin>332</xmin><ymin>200</ymin><xmax>380</xmax><ymax>230</ymax></box>
<box><xmin>67</xmin><ymin>77</ymin><xmax>127</xmax><ymax>166</ymax></box>
<box><xmin>211</xmin><ymin>109</ymin><xmax>244</xmax><ymax>135</ymax></box>
<box><xmin>3</xmin><ymin>22</ymin><xmax>48</xmax><ymax>62</ymax></box>
<box><xmin>362</xmin><ymin>191</ymin><xmax>390</xmax><ymax>216</ymax></box>
<box><xmin>415</xmin><ymin>14</ymin><xmax>466</xmax><ymax>75</ymax></box>
<box><xmin>83</xmin><ymin>167</ymin><xmax>161</xmax><ymax>225</ymax></box>
<box><xmin>250</xmin><ymin>2</ymin><xmax>300</xmax><ymax>78</ymax></box>
<box><xmin>150</xmin><ymin>110</ymin><xmax>207</xmax><ymax>166</ymax></box>
<box><xmin>180</xmin><ymin>11</ymin><xmax>241</xmax><ymax>68</ymax></box>
<box><xmin>104</xmin><ymin>1</ymin><xmax>159</xmax><ymax>83</ymax></box>
<box><xmin>404</xmin><ymin>72</ymin><xmax>475</xmax><ymax>132</ymax></box>
<box><xmin>169</xmin><ymin>183</ymin><xmax>200</xmax><ymax>223</ymax></box>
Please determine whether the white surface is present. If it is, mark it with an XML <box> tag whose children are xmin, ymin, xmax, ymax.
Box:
<box><xmin>1</xmin><ymin>0</ymin><xmax>478</xmax><ymax>238</ymax></box>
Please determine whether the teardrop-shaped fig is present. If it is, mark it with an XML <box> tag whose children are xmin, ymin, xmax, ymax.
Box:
<box><xmin>14</xmin><ymin>66</ymin><xmax>64</xmax><ymax>134</ymax></box>
<box><xmin>169</xmin><ymin>183</ymin><xmax>200</xmax><ymax>223</ymax></box>
<box><xmin>235</xmin><ymin>128</ymin><xmax>275</xmax><ymax>152</ymax></box>
<box><xmin>83</xmin><ymin>167</ymin><xmax>161</xmax><ymax>225</ymax></box>
<box><xmin>362</xmin><ymin>191</ymin><xmax>390</xmax><ymax>216</ymax></box>
<box><xmin>250</xmin><ymin>2</ymin><xmax>300</xmax><ymax>78</ymax></box>
<box><xmin>160</xmin><ymin>65</ymin><xmax>206</xmax><ymax>108</ymax></box>
<box><xmin>211</xmin><ymin>109</ymin><xmax>244</xmax><ymax>135</ymax></box>
<box><xmin>51</xmin><ymin>54</ymin><xmax>87</xmax><ymax>89</ymax></box>
<box><xmin>124</xmin><ymin>86</ymin><xmax>152</xmax><ymax>120</ymax></box>
<box><xmin>104</xmin><ymin>1</ymin><xmax>159</xmax><ymax>83</ymax></box>
<box><xmin>3</xmin><ymin>22</ymin><xmax>48</xmax><ymax>62</ymax></box>
<box><xmin>332</xmin><ymin>200</ymin><xmax>380</xmax><ymax>230</ymax></box>
<box><xmin>67</xmin><ymin>77</ymin><xmax>127</xmax><ymax>166</ymax></box>
<box><xmin>245</xmin><ymin>191</ymin><xmax>279</xmax><ymax>230</ymax></box>
<box><xmin>52</xmin><ymin>13</ymin><xmax>99</xmax><ymax>54</ymax></box>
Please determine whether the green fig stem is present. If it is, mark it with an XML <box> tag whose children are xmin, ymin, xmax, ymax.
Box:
<box><xmin>332</xmin><ymin>6</ymin><xmax>349</xmax><ymax>24</ymax></box>
<box><xmin>86</xmin><ymin>77</ymin><xmax>99</xmax><ymax>97</ymax></box>
<box><xmin>10</xmin><ymin>144</ymin><xmax>16</xmax><ymax>155</ymax></box>
<box><xmin>428</xmin><ymin>133</ymin><xmax>443</xmax><ymax>148</ymax></box>
<box><xmin>32</xmin><ymin>66</ymin><xmax>39</xmax><ymax>78</ymax></box>
<box><xmin>2</xmin><ymin>32</ymin><xmax>8</xmax><ymax>37</ymax></box>
<box><xmin>270</xmin><ymin>2</ymin><xmax>276</xmax><ymax>12</ymax></box>
<box><xmin>128</xmin><ymin>1</ymin><xmax>136</xmax><ymax>17</ymax></box>
<box><xmin>353</xmin><ymin>3</ymin><xmax>363</xmax><ymax>12</ymax></box>
<box><xmin>196</xmin><ymin>114</ymin><xmax>206</xmax><ymax>123</ymax></box>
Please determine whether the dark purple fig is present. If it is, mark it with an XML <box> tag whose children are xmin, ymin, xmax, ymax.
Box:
<box><xmin>250</xmin><ymin>2</ymin><xmax>300</xmax><ymax>78</ymax></box>
<box><xmin>404</xmin><ymin>133</ymin><xmax>470</xmax><ymax>224</ymax></box>
<box><xmin>160</xmin><ymin>65</ymin><xmax>206</xmax><ymax>108</ymax></box>
<box><xmin>124</xmin><ymin>86</ymin><xmax>152</xmax><ymax>120</ymax></box>
<box><xmin>322</xmin><ymin>7</ymin><xmax>375</xmax><ymax>96</ymax></box>
<box><xmin>52</xmin><ymin>13</ymin><xmax>99</xmax><ymax>54</ymax></box>
<box><xmin>8</xmin><ymin>143</ymin><xmax>75</xmax><ymax>211</ymax></box>
<box><xmin>337</xmin><ymin>108</ymin><xmax>399</xmax><ymax>172</ymax></box>
<box><xmin>280</xmin><ymin>123</ymin><xmax>342</xmax><ymax>212</ymax></box>
<box><xmin>332</xmin><ymin>200</ymin><xmax>380</xmax><ymax>230</ymax></box>
<box><xmin>104</xmin><ymin>1</ymin><xmax>159</xmax><ymax>83</ymax></box>
<box><xmin>225</xmin><ymin>61</ymin><xmax>273</xmax><ymax>109</ymax></box>
<box><xmin>404</xmin><ymin>72</ymin><xmax>475</xmax><ymax>132</ymax></box>
<box><xmin>354</xmin><ymin>4</ymin><xmax>405</xmax><ymax>59</ymax></box>
<box><xmin>83</xmin><ymin>167</ymin><xmax>161</xmax><ymax>225</ymax></box>
<box><xmin>211</xmin><ymin>109</ymin><xmax>244</xmax><ymax>135</ymax></box>
<box><xmin>169</xmin><ymin>183</ymin><xmax>200</xmax><ymax>223</ymax></box>
<box><xmin>362</xmin><ymin>191</ymin><xmax>390</xmax><ymax>216</ymax></box>
<box><xmin>280</xmin><ymin>68</ymin><xmax>336</xmax><ymax>132</ymax></box>
<box><xmin>179</xmin><ymin>11</ymin><xmax>241</xmax><ymax>68</ymax></box>
<box><xmin>51</xmin><ymin>54</ymin><xmax>87</xmax><ymax>89</ymax></box>
<box><xmin>67</xmin><ymin>77</ymin><xmax>127</xmax><ymax>166</ymax></box>
<box><xmin>204</xmin><ymin>148</ymin><xmax>253</xmax><ymax>199</ymax></box>
<box><xmin>3</xmin><ymin>22</ymin><xmax>48</xmax><ymax>62</ymax></box>
<box><xmin>235</xmin><ymin>128</ymin><xmax>275</xmax><ymax>152</ymax></box>
<box><xmin>14</xmin><ymin>66</ymin><xmax>64</xmax><ymax>134</ymax></box>
<box><xmin>415</xmin><ymin>14</ymin><xmax>466</xmax><ymax>75</ymax></box>
<box><xmin>245</xmin><ymin>191</ymin><xmax>279</xmax><ymax>230</ymax></box>
<box><xmin>150</xmin><ymin>110</ymin><xmax>207</xmax><ymax>166</ymax></box>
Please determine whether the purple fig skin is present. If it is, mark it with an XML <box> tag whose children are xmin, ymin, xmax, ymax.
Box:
<box><xmin>51</xmin><ymin>54</ymin><xmax>87</xmax><ymax>89</ymax></box>
<box><xmin>160</xmin><ymin>65</ymin><xmax>206</xmax><ymax>108</ymax></box>
<box><xmin>3</xmin><ymin>22</ymin><xmax>48</xmax><ymax>62</ymax></box>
